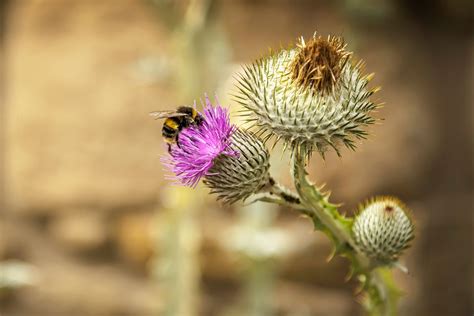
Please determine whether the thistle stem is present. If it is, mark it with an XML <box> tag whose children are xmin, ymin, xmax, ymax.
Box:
<box><xmin>251</xmin><ymin>154</ymin><xmax>401</xmax><ymax>315</ymax></box>
<box><xmin>366</xmin><ymin>268</ymin><xmax>401</xmax><ymax>316</ymax></box>
<box><xmin>288</xmin><ymin>151</ymin><xmax>398</xmax><ymax>315</ymax></box>
<box><xmin>267</xmin><ymin>177</ymin><xmax>301</xmax><ymax>205</ymax></box>
<box><xmin>251</xmin><ymin>178</ymin><xmax>311</xmax><ymax>216</ymax></box>
<box><xmin>291</xmin><ymin>153</ymin><xmax>363</xmax><ymax>257</ymax></box>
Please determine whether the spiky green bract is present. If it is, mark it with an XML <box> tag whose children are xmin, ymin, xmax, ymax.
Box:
<box><xmin>234</xmin><ymin>34</ymin><xmax>379</xmax><ymax>158</ymax></box>
<box><xmin>203</xmin><ymin>128</ymin><xmax>271</xmax><ymax>204</ymax></box>
<box><xmin>353</xmin><ymin>197</ymin><xmax>414</xmax><ymax>265</ymax></box>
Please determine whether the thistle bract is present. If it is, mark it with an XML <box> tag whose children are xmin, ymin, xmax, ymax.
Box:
<box><xmin>203</xmin><ymin>128</ymin><xmax>270</xmax><ymax>204</ymax></box>
<box><xmin>235</xmin><ymin>33</ymin><xmax>379</xmax><ymax>157</ymax></box>
<box><xmin>352</xmin><ymin>197</ymin><xmax>414</xmax><ymax>264</ymax></box>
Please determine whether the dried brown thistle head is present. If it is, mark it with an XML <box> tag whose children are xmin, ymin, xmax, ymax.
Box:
<box><xmin>291</xmin><ymin>35</ymin><xmax>351</xmax><ymax>95</ymax></box>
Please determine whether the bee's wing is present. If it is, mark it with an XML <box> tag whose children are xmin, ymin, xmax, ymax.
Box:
<box><xmin>149</xmin><ymin>111</ymin><xmax>188</xmax><ymax>120</ymax></box>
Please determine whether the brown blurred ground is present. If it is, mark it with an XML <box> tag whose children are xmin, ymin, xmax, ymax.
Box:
<box><xmin>0</xmin><ymin>0</ymin><xmax>472</xmax><ymax>316</ymax></box>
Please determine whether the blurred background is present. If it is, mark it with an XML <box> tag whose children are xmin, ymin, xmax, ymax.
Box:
<box><xmin>0</xmin><ymin>0</ymin><xmax>472</xmax><ymax>315</ymax></box>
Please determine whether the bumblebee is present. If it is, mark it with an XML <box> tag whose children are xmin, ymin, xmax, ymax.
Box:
<box><xmin>150</xmin><ymin>106</ymin><xmax>204</xmax><ymax>151</ymax></box>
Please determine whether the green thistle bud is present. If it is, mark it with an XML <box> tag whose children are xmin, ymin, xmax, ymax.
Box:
<box><xmin>234</xmin><ymin>33</ymin><xmax>379</xmax><ymax>157</ymax></box>
<box><xmin>203</xmin><ymin>128</ymin><xmax>271</xmax><ymax>204</ymax></box>
<box><xmin>352</xmin><ymin>197</ymin><xmax>415</xmax><ymax>264</ymax></box>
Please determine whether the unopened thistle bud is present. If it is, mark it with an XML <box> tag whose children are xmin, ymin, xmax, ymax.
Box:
<box><xmin>162</xmin><ymin>96</ymin><xmax>270</xmax><ymax>204</ymax></box>
<box><xmin>352</xmin><ymin>197</ymin><xmax>415</xmax><ymax>264</ymax></box>
<box><xmin>235</xmin><ymin>33</ymin><xmax>379</xmax><ymax>157</ymax></box>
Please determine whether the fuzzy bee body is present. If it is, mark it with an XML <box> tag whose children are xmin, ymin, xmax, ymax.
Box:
<box><xmin>150</xmin><ymin>106</ymin><xmax>204</xmax><ymax>150</ymax></box>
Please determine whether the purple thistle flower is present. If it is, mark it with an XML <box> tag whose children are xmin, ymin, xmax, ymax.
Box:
<box><xmin>163</xmin><ymin>97</ymin><xmax>238</xmax><ymax>187</ymax></box>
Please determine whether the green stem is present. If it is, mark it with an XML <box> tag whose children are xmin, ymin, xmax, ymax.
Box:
<box><xmin>292</xmin><ymin>153</ymin><xmax>365</xmax><ymax>260</ymax></box>
<box><xmin>252</xmin><ymin>153</ymin><xmax>402</xmax><ymax>315</ymax></box>
<box><xmin>252</xmin><ymin>179</ymin><xmax>310</xmax><ymax>215</ymax></box>
<box><xmin>365</xmin><ymin>268</ymin><xmax>402</xmax><ymax>316</ymax></box>
<box><xmin>289</xmin><ymin>151</ymin><xmax>398</xmax><ymax>315</ymax></box>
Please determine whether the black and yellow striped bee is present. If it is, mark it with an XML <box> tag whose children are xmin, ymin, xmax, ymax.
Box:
<box><xmin>150</xmin><ymin>106</ymin><xmax>204</xmax><ymax>152</ymax></box>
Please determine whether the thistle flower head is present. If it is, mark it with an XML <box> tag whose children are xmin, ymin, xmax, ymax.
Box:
<box><xmin>352</xmin><ymin>197</ymin><xmax>415</xmax><ymax>264</ymax></box>
<box><xmin>163</xmin><ymin>96</ymin><xmax>271</xmax><ymax>204</ymax></box>
<box><xmin>163</xmin><ymin>97</ymin><xmax>237</xmax><ymax>187</ymax></box>
<box><xmin>235</xmin><ymin>33</ymin><xmax>379</xmax><ymax>158</ymax></box>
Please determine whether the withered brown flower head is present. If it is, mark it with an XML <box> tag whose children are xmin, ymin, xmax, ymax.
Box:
<box><xmin>291</xmin><ymin>35</ymin><xmax>351</xmax><ymax>95</ymax></box>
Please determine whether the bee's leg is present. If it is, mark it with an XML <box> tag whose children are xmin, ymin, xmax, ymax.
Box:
<box><xmin>176</xmin><ymin>135</ymin><xmax>182</xmax><ymax>149</ymax></box>
<box><xmin>167</xmin><ymin>143</ymin><xmax>172</xmax><ymax>154</ymax></box>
